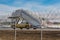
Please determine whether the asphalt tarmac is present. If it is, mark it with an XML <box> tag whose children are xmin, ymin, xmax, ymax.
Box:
<box><xmin>0</xmin><ymin>27</ymin><xmax>60</xmax><ymax>31</ymax></box>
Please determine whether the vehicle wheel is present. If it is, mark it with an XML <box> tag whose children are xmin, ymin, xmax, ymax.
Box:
<box><xmin>11</xmin><ymin>26</ymin><xmax>15</xmax><ymax>29</ymax></box>
<box><xmin>33</xmin><ymin>28</ymin><xmax>36</xmax><ymax>29</ymax></box>
<box><xmin>26</xmin><ymin>27</ymin><xmax>29</xmax><ymax>29</ymax></box>
<box><xmin>20</xmin><ymin>28</ymin><xmax>23</xmax><ymax>29</ymax></box>
<box><xmin>13</xmin><ymin>27</ymin><xmax>15</xmax><ymax>29</ymax></box>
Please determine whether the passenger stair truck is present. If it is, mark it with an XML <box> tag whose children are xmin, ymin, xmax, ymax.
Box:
<box><xmin>10</xmin><ymin>9</ymin><xmax>42</xmax><ymax>29</ymax></box>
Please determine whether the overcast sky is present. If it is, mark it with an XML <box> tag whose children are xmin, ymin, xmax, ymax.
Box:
<box><xmin>0</xmin><ymin>0</ymin><xmax>60</xmax><ymax>16</ymax></box>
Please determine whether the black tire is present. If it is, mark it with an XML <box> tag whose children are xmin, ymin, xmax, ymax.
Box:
<box><xmin>20</xmin><ymin>28</ymin><xmax>23</xmax><ymax>29</ymax></box>
<box><xmin>33</xmin><ymin>26</ymin><xmax>37</xmax><ymax>29</ymax></box>
<box><xmin>13</xmin><ymin>27</ymin><xmax>15</xmax><ymax>29</ymax></box>
<box><xmin>11</xmin><ymin>25</ymin><xmax>15</xmax><ymax>29</ymax></box>
<box><xmin>26</xmin><ymin>28</ymin><xmax>29</xmax><ymax>29</ymax></box>
<box><xmin>33</xmin><ymin>28</ymin><xmax>36</xmax><ymax>29</ymax></box>
<box><xmin>26</xmin><ymin>26</ymin><xmax>29</xmax><ymax>29</ymax></box>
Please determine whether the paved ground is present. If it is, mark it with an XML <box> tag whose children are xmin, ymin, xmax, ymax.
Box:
<box><xmin>0</xmin><ymin>27</ymin><xmax>60</xmax><ymax>31</ymax></box>
<box><xmin>0</xmin><ymin>30</ymin><xmax>60</xmax><ymax>40</ymax></box>
<box><xmin>0</xmin><ymin>27</ymin><xmax>60</xmax><ymax>40</ymax></box>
